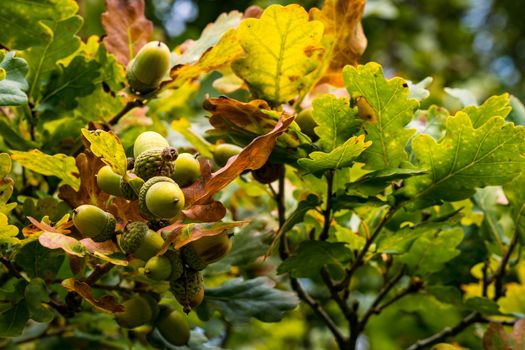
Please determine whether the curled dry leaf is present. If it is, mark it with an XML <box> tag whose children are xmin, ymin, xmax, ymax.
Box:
<box><xmin>182</xmin><ymin>201</ymin><xmax>227</xmax><ymax>222</ymax></box>
<box><xmin>160</xmin><ymin>221</ymin><xmax>247</xmax><ymax>251</ymax></box>
<box><xmin>80</xmin><ymin>238</ymin><xmax>120</xmax><ymax>256</ymax></box>
<box><xmin>38</xmin><ymin>232</ymin><xmax>86</xmax><ymax>257</ymax></box>
<box><xmin>101</xmin><ymin>0</ymin><xmax>153</xmax><ymax>66</ymax></box>
<box><xmin>62</xmin><ymin>278</ymin><xmax>124</xmax><ymax>313</ymax></box>
<box><xmin>310</xmin><ymin>0</ymin><xmax>367</xmax><ymax>86</ymax></box>
<box><xmin>193</xmin><ymin>116</ymin><xmax>295</xmax><ymax>205</ymax></box>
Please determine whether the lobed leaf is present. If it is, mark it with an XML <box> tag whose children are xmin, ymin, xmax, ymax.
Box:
<box><xmin>200</xmin><ymin>277</ymin><xmax>299</xmax><ymax>323</ymax></box>
<box><xmin>0</xmin><ymin>0</ymin><xmax>78</xmax><ymax>50</ymax></box>
<box><xmin>232</xmin><ymin>4</ymin><xmax>325</xmax><ymax>106</ymax></box>
<box><xmin>401</xmin><ymin>113</ymin><xmax>525</xmax><ymax>208</ymax></box>
<box><xmin>11</xmin><ymin>149</ymin><xmax>80</xmax><ymax>190</ymax></box>
<box><xmin>101</xmin><ymin>0</ymin><xmax>153</xmax><ymax>66</ymax></box>
<box><xmin>343</xmin><ymin>62</ymin><xmax>419</xmax><ymax>169</ymax></box>
<box><xmin>298</xmin><ymin>134</ymin><xmax>371</xmax><ymax>174</ymax></box>
<box><xmin>310</xmin><ymin>0</ymin><xmax>367</xmax><ymax>85</ymax></box>
<box><xmin>81</xmin><ymin>129</ymin><xmax>127</xmax><ymax>176</ymax></box>
<box><xmin>0</xmin><ymin>51</ymin><xmax>29</xmax><ymax>106</ymax></box>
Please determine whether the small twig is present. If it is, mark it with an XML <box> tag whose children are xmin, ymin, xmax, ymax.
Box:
<box><xmin>321</xmin><ymin>267</ymin><xmax>353</xmax><ymax>319</ymax></box>
<box><xmin>488</xmin><ymin>227</ymin><xmax>520</xmax><ymax>300</ymax></box>
<box><xmin>291</xmin><ymin>278</ymin><xmax>348</xmax><ymax>350</ymax></box>
<box><xmin>0</xmin><ymin>257</ymin><xmax>23</xmax><ymax>279</ymax></box>
<box><xmin>359</xmin><ymin>267</ymin><xmax>406</xmax><ymax>329</ymax></box>
<box><xmin>107</xmin><ymin>99</ymin><xmax>145</xmax><ymax>125</ymax></box>
<box><xmin>335</xmin><ymin>206</ymin><xmax>398</xmax><ymax>291</ymax></box>
<box><xmin>406</xmin><ymin>312</ymin><xmax>482</xmax><ymax>350</ymax></box>
<box><xmin>84</xmin><ymin>262</ymin><xmax>114</xmax><ymax>285</ymax></box>
<box><xmin>319</xmin><ymin>171</ymin><xmax>334</xmax><ymax>241</ymax></box>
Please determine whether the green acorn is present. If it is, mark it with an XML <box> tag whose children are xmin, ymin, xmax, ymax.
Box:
<box><xmin>156</xmin><ymin>307</ymin><xmax>190</xmax><ymax>346</ymax></box>
<box><xmin>170</xmin><ymin>268</ymin><xmax>204</xmax><ymax>313</ymax></box>
<box><xmin>171</xmin><ymin>153</ymin><xmax>201</xmax><ymax>187</ymax></box>
<box><xmin>213</xmin><ymin>143</ymin><xmax>242</xmax><ymax>167</ymax></box>
<box><xmin>144</xmin><ymin>255</ymin><xmax>172</xmax><ymax>281</ymax></box>
<box><xmin>139</xmin><ymin>176</ymin><xmax>185</xmax><ymax>219</ymax></box>
<box><xmin>73</xmin><ymin>205</ymin><xmax>116</xmax><ymax>242</ymax></box>
<box><xmin>133</xmin><ymin>147</ymin><xmax>178</xmax><ymax>181</ymax></box>
<box><xmin>126</xmin><ymin>41</ymin><xmax>171</xmax><ymax>95</ymax></box>
<box><xmin>181</xmin><ymin>233</ymin><xmax>232</xmax><ymax>271</ymax></box>
<box><xmin>133</xmin><ymin>131</ymin><xmax>170</xmax><ymax>158</ymax></box>
<box><xmin>96</xmin><ymin>165</ymin><xmax>123</xmax><ymax>196</ymax></box>
<box><xmin>115</xmin><ymin>295</ymin><xmax>153</xmax><ymax>329</ymax></box>
<box><xmin>120</xmin><ymin>222</ymin><xmax>164</xmax><ymax>261</ymax></box>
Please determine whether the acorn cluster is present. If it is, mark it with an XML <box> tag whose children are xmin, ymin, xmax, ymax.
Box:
<box><xmin>72</xmin><ymin>129</ymin><xmax>235</xmax><ymax>346</ymax></box>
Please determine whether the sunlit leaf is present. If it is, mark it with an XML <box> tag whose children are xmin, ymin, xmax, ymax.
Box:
<box><xmin>232</xmin><ymin>4</ymin><xmax>324</xmax><ymax>106</ymax></box>
<box><xmin>11</xmin><ymin>149</ymin><xmax>80</xmax><ymax>190</ymax></box>
<box><xmin>298</xmin><ymin>135</ymin><xmax>371</xmax><ymax>174</ymax></box>
<box><xmin>343</xmin><ymin>62</ymin><xmax>418</xmax><ymax>169</ymax></box>
<box><xmin>462</xmin><ymin>93</ymin><xmax>512</xmax><ymax>128</ymax></box>
<box><xmin>81</xmin><ymin>129</ymin><xmax>127</xmax><ymax>175</ymax></box>
<box><xmin>401</xmin><ymin>113</ymin><xmax>525</xmax><ymax>208</ymax></box>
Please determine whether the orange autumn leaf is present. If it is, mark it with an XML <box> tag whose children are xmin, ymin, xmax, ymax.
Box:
<box><xmin>62</xmin><ymin>278</ymin><xmax>124</xmax><ymax>313</ymax></box>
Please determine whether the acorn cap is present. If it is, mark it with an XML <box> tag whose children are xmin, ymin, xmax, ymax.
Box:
<box><xmin>170</xmin><ymin>268</ymin><xmax>204</xmax><ymax>313</ymax></box>
<box><xmin>120</xmin><ymin>222</ymin><xmax>149</xmax><ymax>254</ymax></box>
<box><xmin>133</xmin><ymin>147</ymin><xmax>177</xmax><ymax>181</ymax></box>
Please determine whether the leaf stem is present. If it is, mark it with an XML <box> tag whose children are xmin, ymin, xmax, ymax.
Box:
<box><xmin>319</xmin><ymin>170</ymin><xmax>334</xmax><ymax>241</ymax></box>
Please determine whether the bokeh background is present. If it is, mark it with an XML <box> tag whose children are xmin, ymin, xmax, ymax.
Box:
<box><xmin>78</xmin><ymin>0</ymin><xmax>525</xmax><ymax>107</ymax></box>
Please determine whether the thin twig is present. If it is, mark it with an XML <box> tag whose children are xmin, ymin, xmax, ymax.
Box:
<box><xmin>319</xmin><ymin>171</ymin><xmax>334</xmax><ymax>241</ymax></box>
<box><xmin>107</xmin><ymin>99</ymin><xmax>144</xmax><ymax>125</ymax></box>
<box><xmin>488</xmin><ymin>227</ymin><xmax>520</xmax><ymax>300</ymax></box>
<box><xmin>359</xmin><ymin>267</ymin><xmax>406</xmax><ymax>329</ymax></box>
<box><xmin>291</xmin><ymin>278</ymin><xmax>348</xmax><ymax>350</ymax></box>
<box><xmin>0</xmin><ymin>257</ymin><xmax>23</xmax><ymax>279</ymax></box>
<box><xmin>406</xmin><ymin>312</ymin><xmax>482</xmax><ymax>350</ymax></box>
<box><xmin>84</xmin><ymin>262</ymin><xmax>114</xmax><ymax>285</ymax></box>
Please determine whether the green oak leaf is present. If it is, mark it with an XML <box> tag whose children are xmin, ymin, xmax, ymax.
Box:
<box><xmin>0</xmin><ymin>118</ymin><xmax>37</xmax><ymax>151</ymax></box>
<box><xmin>0</xmin><ymin>51</ymin><xmax>29</xmax><ymax>106</ymax></box>
<box><xmin>0</xmin><ymin>212</ymin><xmax>19</xmax><ymax>245</ymax></box>
<box><xmin>199</xmin><ymin>277</ymin><xmax>299</xmax><ymax>323</ymax></box>
<box><xmin>343</xmin><ymin>62</ymin><xmax>419</xmax><ymax>169</ymax></box>
<box><xmin>504</xmin><ymin>174</ymin><xmax>525</xmax><ymax>242</ymax></box>
<box><xmin>399</xmin><ymin>227</ymin><xmax>464</xmax><ymax>276</ymax></box>
<box><xmin>36</xmin><ymin>55</ymin><xmax>100</xmax><ymax>120</ymax></box>
<box><xmin>311</xmin><ymin>94</ymin><xmax>361</xmax><ymax>152</ymax></box>
<box><xmin>0</xmin><ymin>301</ymin><xmax>30</xmax><ymax>338</ymax></box>
<box><xmin>232</xmin><ymin>4</ymin><xmax>324</xmax><ymax>106</ymax></box>
<box><xmin>24</xmin><ymin>278</ymin><xmax>54</xmax><ymax>323</ymax></box>
<box><xmin>11</xmin><ymin>149</ymin><xmax>80</xmax><ymax>190</ymax></box>
<box><xmin>400</xmin><ymin>112</ymin><xmax>525</xmax><ymax>208</ymax></box>
<box><xmin>81</xmin><ymin>129</ymin><xmax>127</xmax><ymax>176</ymax></box>
<box><xmin>14</xmin><ymin>241</ymin><xmax>65</xmax><ymax>279</ymax></box>
<box><xmin>347</xmin><ymin>168</ymin><xmax>427</xmax><ymax>197</ymax></box>
<box><xmin>24</xmin><ymin>15</ymin><xmax>83</xmax><ymax>100</ymax></box>
<box><xmin>0</xmin><ymin>0</ymin><xmax>78</xmax><ymax>50</ymax></box>
<box><xmin>462</xmin><ymin>93</ymin><xmax>512</xmax><ymax>128</ymax></box>
<box><xmin>465</xmin><ymin>296</ymin><xmax>502</xmax><ymax>316</ymax></box>
<box><xmin>298</xmin><ymin>135</ymin><xmax>371</xmax><ymax>174</ymax></box>
<box><xmin>277</xmin><ymin>240</ymin><xmax>352</xmax><ymax>279</ymax></box>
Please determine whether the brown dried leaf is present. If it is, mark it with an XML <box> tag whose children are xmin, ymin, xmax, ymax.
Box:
<box><xmin>193</xmin><ymin>116</ymin><xmax>294</xmax><ymax>205</ymax></box>
<box><xmin>512</xmin><ymin>318</ymin><xmax>525</xmax><ymax>350</ymax></box>
<box><xmin>62</xmin><ymin>278</ymin><xmax>124</xmax><ymax>313</ymax></box>
<box><xmin>182</xmin><ymin>201</ymin><xmax>226</xmax><ymax>222</ymax></box>
<box><xmin>160</xmin><ymin>221</ymin><xmax>247</xmax><ymax>250</ymax></box>
<box><xmin>483</xmin><ymin>323</ymin><xmax>514</xmax><ymax>350</ymax></box>
<box><xmin>181</xmin><ymin>159</ymin><xmax>213</xmax><ymax>205</ymax></box>
<box><xmin>204</xmin><ymin>96</ymin><xmax>274</xmax><ymax>134</ymax></box>
<box><xmin>101</xmin><ymin>0</ymin><xmax>153</xmax><ymax>66</ymax></box>
<box><xmin>80</xmin><ymin>238</ymin><xmax>119</xmax><ymax>255</ymax></box>
<box><xmin>310</xmin><ymin>0</ymin><xmax>367</xmax><ymax>86</ymax></box>
<box><xmin>59</xmin><ymin>152</ymin><xmax>108</xmax><ymax>208</ymax></box>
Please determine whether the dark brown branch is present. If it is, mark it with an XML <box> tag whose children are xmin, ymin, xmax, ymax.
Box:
<box><xmin>84</xmin><ymin>262</ymin><xmax>114</xmax><ymax>285</ymax></box>
<box><xmin>488</xmin><ymin>227</ymin><xmax>520</xmax><ymax>300</ymax></box>
<box><xmin>107</xmin><ymin>99</ymin><xmax>145</xmax><ymax>125</ymax></box>
<box><xmin>359</xmin><ymin>267</ymin><xmax>406</xmax><ymax>329</ymax></box>
<box><xmin>319</xmin><ymin>171</ymin><xmax>334</xmax><ymax>241</ymax></box>
<box><xmin>406</xmin><ymin>312</ymin><xmax>482</xmax><ymax>350</ymax></box>
<box><xmin>291</xmin><ymin>278</ymin><xmax>348</xmax><ymax>350</ymax></box>
<box><xmin>335</xmin><ymin>206</ymin><xmax>398</xmax><ymax>291</ymax></box>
